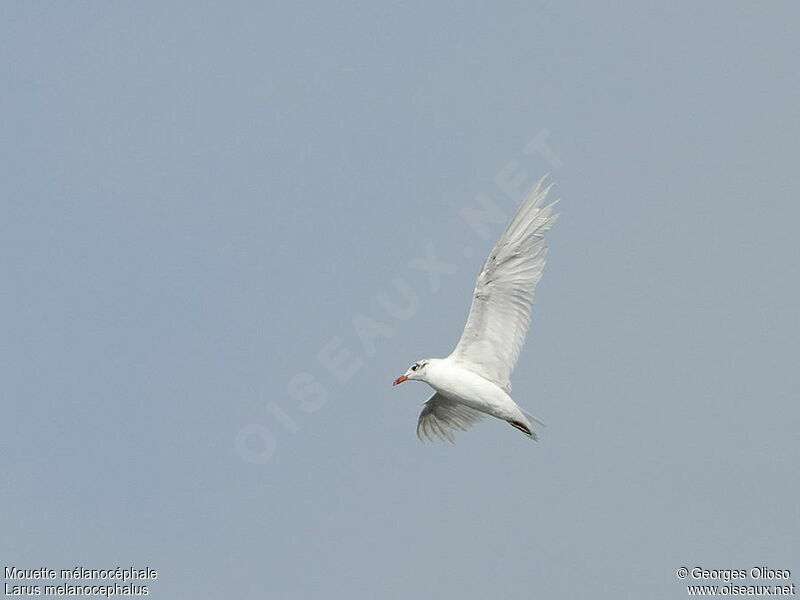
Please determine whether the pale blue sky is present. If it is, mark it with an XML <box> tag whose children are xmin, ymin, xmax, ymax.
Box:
<box><xmin>2</xmin><ymin>2</ymin><xmax>799</xmax><ymax>598</ymax></box>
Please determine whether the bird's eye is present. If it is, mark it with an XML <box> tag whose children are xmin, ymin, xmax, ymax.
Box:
<box><xmin>411</xmin><ymin>364</ymin><xmax>418</xmax><ymax>371</ymax></box>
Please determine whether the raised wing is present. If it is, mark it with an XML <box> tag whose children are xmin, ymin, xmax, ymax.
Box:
<box><xmin>417</xmin><ymin>393</ymin><xmax>487</xmax><ymax>442</ymax></box>
<box><xmin>450</xmin><ymin>178</ymin><xmax>558</xmax><ymax>391</ymax></box>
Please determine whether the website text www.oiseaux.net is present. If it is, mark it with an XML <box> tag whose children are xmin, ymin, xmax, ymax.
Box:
<box><xmin>679</xmin><ymin>567</ymin><xmax>794</xmax><ymax>597</ymax></box>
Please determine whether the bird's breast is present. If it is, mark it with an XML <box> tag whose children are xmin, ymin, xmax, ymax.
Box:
<box><xmin>426</xmin><ymin>364</ymin><xmax>510</xmax><ymax>416</ymax></box>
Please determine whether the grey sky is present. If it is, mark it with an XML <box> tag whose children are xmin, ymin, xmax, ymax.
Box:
<box><xmin>2</xmin><ymin>2</ymin><xmax>798</xmax><ymax>598</ymax></box>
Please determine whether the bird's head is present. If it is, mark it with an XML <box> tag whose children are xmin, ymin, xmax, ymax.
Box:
<box><xmin>392</xmin><ymin>360</ymin><xmax>430</xmax><ymax>386</ymax></box>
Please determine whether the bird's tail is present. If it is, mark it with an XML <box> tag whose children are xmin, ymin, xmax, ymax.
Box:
<box><xmin>506</xmin><ymin>409</ymin><xmax>545</xmax><ymax>440</ymax></box>
<box><xmin>505</xmin><ymin>400</ymin><xmax>545</xmax><ymax>440</ymax></box>
<box><xmin>523</xmin><ymin>410</ymin><xmax>546</xmax><ymax>429</ymax></box>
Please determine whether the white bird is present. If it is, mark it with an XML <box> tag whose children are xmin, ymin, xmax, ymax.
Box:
<box><xmin>392</xmin><ymin>178</ymin><xmax>558</xmax><ymax>442</ymax></box>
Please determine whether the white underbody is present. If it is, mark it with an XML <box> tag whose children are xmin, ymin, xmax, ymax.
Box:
<box><xmin>423</xmin><ymin>357</ymin><xmax>531</xmax><ymax>425</ymax></box>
